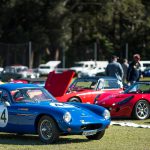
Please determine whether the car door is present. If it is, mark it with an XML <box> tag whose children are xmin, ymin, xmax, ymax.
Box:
<box><xmin>0</xmin><ymin>89</ymin><xmax>36</xmax><ymax>133</ymax></box>
<box><xmin>0</xmin><ymin>89</ymin><xmax>20</xmax><ymax>132</ymax></box>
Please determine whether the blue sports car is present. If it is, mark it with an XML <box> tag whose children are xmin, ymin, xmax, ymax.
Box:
<box><xmin>0</xmin><ymin>83</ymin><xmax>110</xmax><ymax>143</ymax></box>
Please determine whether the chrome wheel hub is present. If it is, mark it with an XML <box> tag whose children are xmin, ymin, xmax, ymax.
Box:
<box><xmin>40</xmin><ymin>120</ymin><xmax>52</xmax><ymax>140</ymax></box>
<box><xmin>136</xmin><ymin>102</ymin><xmax>148</xmax><ymax>119</ymax></box>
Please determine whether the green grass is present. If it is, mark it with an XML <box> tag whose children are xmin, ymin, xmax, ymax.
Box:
<box><xmin>140</xmin><ymin>77</ymin><xmax>150</xmax><ymax>81</ymax></box>
<box><xmin>0</xmin><ymin>119</ymin><xmax>149</xmax><ymax>150</ymax></box>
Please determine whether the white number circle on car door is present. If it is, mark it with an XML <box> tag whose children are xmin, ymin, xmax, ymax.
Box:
<box><xmin>0</xmin><ymin>105</ymin><xmax>8</xmax><ymax>127</ymax></box>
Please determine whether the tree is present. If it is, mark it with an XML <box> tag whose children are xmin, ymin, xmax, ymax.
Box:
<box><xmin>0</xmin><ymin>0</ymin><xmax>149</xmax><ymax>68</ymax></box>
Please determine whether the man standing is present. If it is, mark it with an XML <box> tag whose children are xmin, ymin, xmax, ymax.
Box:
<box><xmin>127</xmin><ymin>54</ymin><xmax>142</xmax><ymax>85</ymax></box>
<box><xmin>106</xmin><ymin>55</ymin><xmax>124</xmax><ymax>81</ymax></box>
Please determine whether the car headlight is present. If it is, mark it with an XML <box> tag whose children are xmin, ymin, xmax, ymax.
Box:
<box><xmin>63</xmin><ymin>112</ymin><xmax>72</xmax><ymax>123</ymax></box>
<box><xmin>103</xmin><ymin>109</ymin><xmax>110</xmax><ymax>120</ymax></box>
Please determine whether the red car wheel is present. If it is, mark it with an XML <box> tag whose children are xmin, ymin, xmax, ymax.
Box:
<box><xmin>133</xmin><ymin>100</ymin><xmax>150</xmax><ymax>120</ymax></box>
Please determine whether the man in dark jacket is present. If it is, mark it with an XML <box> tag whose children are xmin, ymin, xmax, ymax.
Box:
<box><xmin>127</xmin><ymin>54</ymin><xmax>142</xmax><ymax>85</ymax></box>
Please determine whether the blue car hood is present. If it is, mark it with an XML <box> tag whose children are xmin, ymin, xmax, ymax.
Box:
<box><xmin>15</xmin><ymin>101</ymin><xmax>104</xmax><ymax>123</ymax></box>
<box><xmin>48</xmin><ymin>102</ymin><xmax>104</xmax><ymax>122</ymax></box>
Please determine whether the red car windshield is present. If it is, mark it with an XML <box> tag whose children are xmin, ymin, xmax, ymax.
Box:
<box><xmin>124</xmin><ymin>82</ymin><xmax>150</xmax><ymax>94</ymax></box>
<box><xmin>69</xmin><ymin>78</ymin><xmax>122</xmax><ymax>91</ymax></box>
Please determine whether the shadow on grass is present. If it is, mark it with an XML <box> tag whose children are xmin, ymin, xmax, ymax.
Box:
<box><xmin>111</xmin><ymin>117</ymin><xmax>137</xmax><ymax>121</ymax></box>
<box><xmin>112</xmin><ymin>117</ymin><xmax>150</xmax><ymax>121</ymax></box>
<box><xmin>0</xmin><ymin>133</ymin><xmax>89</xmax><ymax>145</ymax></box>
<box><xmin>111</xmin><ymin>117</ymin><xmax>150</xmax><ymax>125</ymax></box>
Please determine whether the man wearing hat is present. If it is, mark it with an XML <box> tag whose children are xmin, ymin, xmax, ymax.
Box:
<box><xmin>105</xmin><ymin>55</ymin><xmax>124</xmax><ymax>81</ymax></box>
<box><xmin>127</xmin><ymin>54</ymin><xmax>142</xmax><ymax>85</ymax></box>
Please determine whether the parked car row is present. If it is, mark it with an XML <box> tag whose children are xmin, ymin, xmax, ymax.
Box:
<box><xmin>0</xmin><ymin>68</ymin><xmax>150</xmax><ymax>121</ymax></box>
<box><xmin>0</xmin><ymin>65</ymin><xmax>40</xmax><ymax>81</ymax></box>
<box><xmin>1</xmin><ymin>60</ymin><xmax>150</xmax><ymax>82</ymax></box>
<box><xmin>0</xmin><ymin>69</ymin><xmax>149</xmax><ymax>144</ymax></box>
<box><xmin>45</xmin><ymin>70</ymin><xmax>150</xmax><ymax>120</ymax></box>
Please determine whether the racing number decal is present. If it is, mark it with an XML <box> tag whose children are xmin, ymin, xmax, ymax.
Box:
<box><xmin>50</xmin><ymin>103</ymin><xmax>75</xmax><ymax>108</ymax></box>
<box><xmin>0</xmin><ymin>105</ymin><xmax>8</xmax><ymax>127</ymax></box>
<box><xmin>1</xmin><ymin>109</ymin><xmax>7</xmax><ymax>123</ymax></box>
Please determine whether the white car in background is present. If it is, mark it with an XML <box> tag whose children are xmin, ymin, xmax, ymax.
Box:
<box><xmin>81</xmin><ymin>66</ymin><xmax>106</xmax><ymax>77</ymax></box>
<box><xmin>70</xmin><ymin>61</ymin><xmax>108</xmax><ymax>77</ymax></box>
<box><xmin>139</xmin><ymin>61</ymin><xmax>150</xmax><ymax>72</ymax></box>
<box><xmin>70</xmin><ymin>61</ymin><xmax>98</xmax><ymax>77</ymax></box>
<box><xmin>38</xmin><ymin>61</ymin><xmax>61</xmax><ymax>76</ymax></box>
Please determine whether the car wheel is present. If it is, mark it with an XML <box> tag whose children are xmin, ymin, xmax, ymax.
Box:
<box><xmin>38</xmin><ymin>116</ymin><xmax>60</xmax><ymax>144</ymax></box>
<box><xmin>133</xmin><ymin>100</ymin><xmax>150</xmax><ymax>120</ymax></box>
<box><xmin>86</xmin><ymin>130</ymin><xmax>105</xmax><ymax>140</ymax></box>
<box><xmin>68</xmin><ymin>97</ymin><xmax>81</xmax><ymax>102</ymax></box>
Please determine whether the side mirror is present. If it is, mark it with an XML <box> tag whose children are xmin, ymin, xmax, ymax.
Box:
<box><xmin>1</xmin><ymin>96</ymin><xmax>10</xmax><ymax>106</ymax></box>
<box><xmin>4</xmin><ymin>101</ymin><xmax>10</xmax><ymax>107</ymax></box>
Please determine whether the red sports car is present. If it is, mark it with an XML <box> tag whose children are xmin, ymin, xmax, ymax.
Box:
<box><xmin>45</xmin><ymin>70</ymin><xmax>123</xmax><ymax>104</ymax></box>
<box><xmin>94</xmin><ymin>81</ymin><xmax>150</xmax><ymax>120</ymax></box>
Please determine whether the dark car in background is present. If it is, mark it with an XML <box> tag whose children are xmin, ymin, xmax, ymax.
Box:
<box><xmin>1</xmin><ymin>65</ymin><xmax>39</xmax><ymax>81</ymax></box>
<box><xmin>143</xmin><ymin>67</ymin><xmax>150</xmax><ymax>77</ymax></box>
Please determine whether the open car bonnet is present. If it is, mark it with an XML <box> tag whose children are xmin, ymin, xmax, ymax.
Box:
<box><xmin>45</xmin><ymin>70</ymin><xmax>75</xmax><ymax>97</ymax></box>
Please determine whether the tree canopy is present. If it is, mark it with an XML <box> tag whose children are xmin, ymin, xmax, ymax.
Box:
<box><xmin>0</xmin><ymin>0</ymin><xmax>150</xmax><ymax>67</ymax></box>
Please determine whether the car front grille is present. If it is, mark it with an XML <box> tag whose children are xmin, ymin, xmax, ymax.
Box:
<box><xmin>81</xmin><ymin>124</ymin><xmax>102</xmax><ymax>130</ymax></box>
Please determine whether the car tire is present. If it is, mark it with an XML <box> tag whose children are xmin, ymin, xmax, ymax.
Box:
<box><xmin>38</xmin><ymin>116</ymin><xmax>60</xmax><ymax>144</ymax></box>
<box><xmin>68</xmin><ymin>97</ymin><xmax>81</xmax><ymax>102</ymax></box>
<box><xmin>133</xmin><ymin>100</ymin><xmax>150</xmax><ymax>120</ymax></box>
<box><xmin>86</xmin><ymin>130</ymin><xmax>105</xmax><ymax>140</ymax></box>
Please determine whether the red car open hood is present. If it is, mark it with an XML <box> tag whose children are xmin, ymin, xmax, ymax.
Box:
<box><xmin>45</xmin><ymin>70</ymin><xmax>75</xmax><ymax>97</ymax></box>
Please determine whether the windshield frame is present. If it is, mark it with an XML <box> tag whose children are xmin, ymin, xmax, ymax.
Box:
<box><xmin>11</xmin><ymin>87</ymin><xmax>57</xmax><ymax>103</ymax></box>
<box><xmin>124</xmin><ymin>82</ymin><xmax>150</xmax><ymax>94</ymax></box>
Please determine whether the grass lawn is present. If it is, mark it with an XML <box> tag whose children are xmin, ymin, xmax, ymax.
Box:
<box><xmin>140</xmin><ymin>77</ymin><xmax>150</xmax><ymax>81</ymax></box>
<box><xmin>0</xmin><ymin>119</ymin><xmax>149</xmax><ymax>150</ymax></box>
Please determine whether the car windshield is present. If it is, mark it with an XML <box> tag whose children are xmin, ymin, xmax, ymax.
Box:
<box><xmin>69</xmin><ymin>78</ymin><xmax>122</xmax><ymax>91</ymax></box>
<box><xmin>16</xmin><ymin>67</ymin><xmax>28</xmax><ymax>72</ymax></box>
<box><xmin>40</xmin><ymin>66</ymin><xmax>51</xmax><ymax>69</ymax></box>
<box><xmin>11</xmin><ymin>87</ymin><xmax>56</xmax><ymax>102</ymax></box>
<box><xmin>124</xmin><ymin>82</ymin><xmax>150</xmax><ymax>94</ymax></box>
<box><xmin>97</xmin><ymin>79</ymin><xmax>122</xmax><ymax>89</ymax></box>
<box><xmin>4</xmin><ymin>67</ymin><xmax>15</xmax><ymax>73</ymax></box>
<box><xmin>69</xmin><ymin>78</ymin><xmax>98</xmax><ymax>90</ymax></box>
<box><xmin>4</xmin><ymin>66</ymin><xmax>28</xmax><ymax>73</ymax></box>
